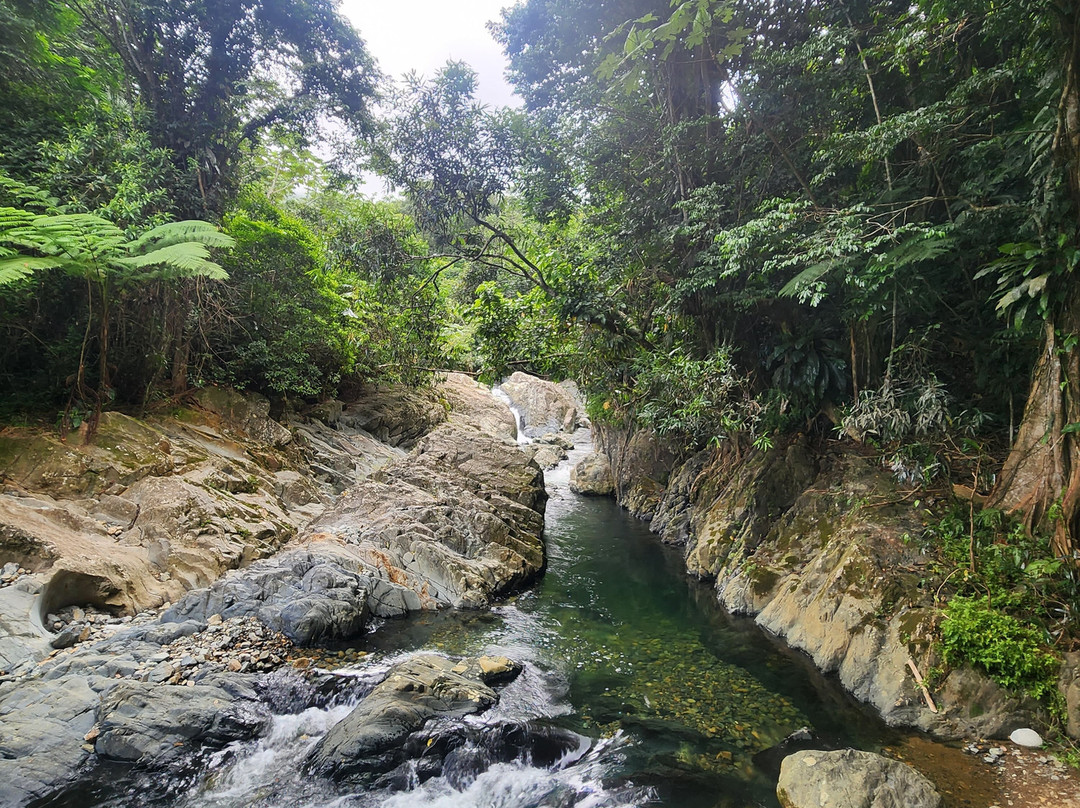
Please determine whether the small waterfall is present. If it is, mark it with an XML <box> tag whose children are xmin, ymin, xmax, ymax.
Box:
<box><xmin>492</xmin><ymin>386</ymin><xmax>530</xmax><ymax>445</ymax></box>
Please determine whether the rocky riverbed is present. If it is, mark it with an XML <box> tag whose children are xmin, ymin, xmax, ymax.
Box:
<box><xmin>0</xmin><ymin>371</ymin><xmax>589</xmax><ymax>806</ymax></box>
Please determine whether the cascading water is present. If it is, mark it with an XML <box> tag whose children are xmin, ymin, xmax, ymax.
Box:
<box><xmin>54</xmin><ymin>421</ymin><xmax>898</xmax><ymax>808</ymax></box>
<box><xmin>492</xmin><ymin>386</ymin><xmax>530</xmax><ymax>445</ymax></box>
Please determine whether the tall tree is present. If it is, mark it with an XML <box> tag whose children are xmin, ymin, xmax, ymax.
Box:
<box><xmin>70</xmin><ymin>0</ymin><xmax>379</xmax><ymax>218</ymax></box>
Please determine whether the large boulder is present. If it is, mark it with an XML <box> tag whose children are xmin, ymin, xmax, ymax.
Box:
<box><xmin>569</xmin><ymin>453</ymin><xmax>615</xmax><ymax>496</ymax></box>
<box><xmin>94</xmin><ymin>675</ymin><xmax>270</xmax><ymax>763</ymax></box>
<box><xmin>499</xmin><ymin>372</ymin><xmax>580</xmax><ymax>438</ymax></box>
<box><xmin>777</xmin><ymin>749</ymin><xmax>941</xmax><ymax>808</ymax></box>
<box><xmin>304</xmin><ymin>424</ymin><xmax>546</xmax><ymax>612</ymax></box>
<box><xmin>161</xmin><ymin>547</ymin><xmax>373</xmax><ymax>644</ymax></box>
<box><xmin>439</xmin><ymin>372</ymin><xmax>518</xmax><ymax>441</ymax></box>
<box><xmin>0</xmin><ymin>674</ymin><xmax>101</xmax><ymax>806</ymax></box>
<box><xmin>307</xmin><ymin>653</ymin><xmax>521</xmax><ymax>781</ymax></box>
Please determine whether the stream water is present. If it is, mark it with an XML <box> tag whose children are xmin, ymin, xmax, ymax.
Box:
<box><xmin>53</xmin><ymin>432</ymin><xmax>904</xmax><ymax>808</ymax></box>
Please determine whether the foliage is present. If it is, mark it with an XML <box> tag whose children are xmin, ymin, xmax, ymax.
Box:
<box><xmin>940</xmin><ymin>595</ymin><xmax>1060</xmax><ymax>703</ymax></box>
<box><xmin>631</xmin><ymin>346</ymin><xmax>756</xmax><ymax>449</ymax></box>
<box><xmin>68</xmin><ymin>0</ymin><xmax>379</xmax><ymax>217</ymax></box>
<box><xmin>0</xmin><ymin>175</ymin><xmax>231</xmax><ymax>421</ymax></box>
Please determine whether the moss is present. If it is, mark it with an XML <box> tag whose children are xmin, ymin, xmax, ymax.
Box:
<box><xmin>750</xmin><ymin>567</ymin><xmax>780</xmax><ymax>596</ymax></box>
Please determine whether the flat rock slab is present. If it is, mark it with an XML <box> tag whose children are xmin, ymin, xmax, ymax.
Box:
<box><xmin>95</xmin><ymin>675</ymin><xmax>270</xmax><ymax>763</ymax></box>
<box><xmin>307</xmin><ymin>653</ymin><xmax>521</xmax><ymax>781</ymax></box>
<box><xmin>778</xmin><ymin>749</ymin><xmax>941</xmax><ymax>808</ymax></box>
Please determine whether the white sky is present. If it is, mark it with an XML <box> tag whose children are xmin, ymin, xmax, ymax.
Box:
<box><xmin>339</xmin><ymin>0</ymin><xmax>520</xmax><ymax>108</ymax></box>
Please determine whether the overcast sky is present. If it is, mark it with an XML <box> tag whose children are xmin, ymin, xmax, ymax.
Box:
<box><xmin>339</xmin><ymin>0</ymin><xmax>520</xmax><ymax>108</ymax></box>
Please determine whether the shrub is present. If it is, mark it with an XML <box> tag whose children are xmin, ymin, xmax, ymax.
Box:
<box><xmin>940</xmin><ymin>595</ymin><xmax>1059</xmax><ymax>702</ymax></box>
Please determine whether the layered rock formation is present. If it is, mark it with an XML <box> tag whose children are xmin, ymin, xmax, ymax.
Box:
<box><xmin>597</xmin><ymin>429</ymin><xmax>1047</xmax><ymax>740</ymax></box>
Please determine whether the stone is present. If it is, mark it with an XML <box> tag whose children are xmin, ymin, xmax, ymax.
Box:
<box><xmin>1009</xmin><ymin>727</ymin><xmax>1043</xmax><ymax>747</ymax></box>
<box><xmin>0</xmin><ymin>674</ymin><xmax>100</xmax><ymax>806</ymax></box>
<box><xmin>95</xmin><ymin>676</ymin><xmax>271</xmax><ymax>763</ymax></box>
<box><xmin>306</xmin><ymin>653</ymin><xmax>522</xmax><ymax>781</ymax></box>
<box><xmin>498</xmin><ymin>372</ymin><xmax>580</xmax><ymax>437</ymax></box>
<box><xmin>569</xmin><ymin>453</ymin><xmax>615</xmax><ymax>496</ymax></box>
<box><xmin>777</xmin><ymin>749</ymin><xmax>941</xmax><ymax>808</ymax></box>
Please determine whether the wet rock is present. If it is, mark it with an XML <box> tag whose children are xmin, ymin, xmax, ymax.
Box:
<box><xmin>95</xmin><ymin>675</ymin><xmax>270</xmax><ymax>763</ymax></box>
<box><xmin>0</xmin><ymin>674</ymin><xmax>101</xmax><ymax>806</ymax></box>
<box><xmin>569</xmin><ymin>453</ymin><xmax>615</xmax><ymax>496</ymax></box>
<box><xmin>499</xmin><ymin>372</ymin><xmax>580</xmax><ymax>438</ymax></box>
<box><xmin>306</xmin><ymin>653</ymin><xmax>521</xmax><ymax>781</ymax></box>
<box><xmin>777</xmin><ymin>749</ymin><xmax>941</xmax><ymax>808</ymax></box>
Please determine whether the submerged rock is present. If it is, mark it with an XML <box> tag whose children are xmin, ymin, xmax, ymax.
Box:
<box><xmin>777</xmin><ymin>749</ymin><xmax>941</xmax><ymax>808</ymax></box>
<box><xmin>306</xmin><ymin>653</ymin><xmax>522</xmax><ymax>781</ymax></box>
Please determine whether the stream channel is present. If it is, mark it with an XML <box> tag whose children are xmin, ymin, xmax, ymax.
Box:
<box><xmin>56</xmin><ymin>431</ymin><xmax>906</xmax><ymax>808</ymax></box>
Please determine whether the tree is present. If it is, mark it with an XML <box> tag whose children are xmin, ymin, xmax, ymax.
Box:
<box><xmin>0</xmin><ymin>179</ymin><xmax>232</xmax><ymax>431</ymax></box>
<box><xmin>985</xmin><ymin>0</ymin><xmax>1080</xmax><ymax>555</ymax></box>
<box><xmin>69</xmin><ymin>0</ymin><xmax>379</xmax><ymax>218</ymax></box>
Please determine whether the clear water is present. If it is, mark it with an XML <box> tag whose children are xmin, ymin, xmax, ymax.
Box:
<box><xmin>48</xmin><ymin>432</ymin><xmax>900</xmax><ymax>808</ymax></box>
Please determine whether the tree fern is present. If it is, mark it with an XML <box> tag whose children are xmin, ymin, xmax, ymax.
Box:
<box><xmin>0</xmin><ymin>193</ymin><xmax>234</xmax><ymax>435</ymax></box>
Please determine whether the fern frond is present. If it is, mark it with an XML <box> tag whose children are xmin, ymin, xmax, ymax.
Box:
<box><xmin>129</xmin><ymin>220</ymin><xmax>235</xmax><ymax>252</ymax></box>
<box><xmin>0</xmin><ymin>255</ymin><xmax>69</xmax><ymax>284</ymax></box>
<box><xmin>115</xmin><ymin>242</ymin><xmax>229</xmax><ymax>280</ymax></box>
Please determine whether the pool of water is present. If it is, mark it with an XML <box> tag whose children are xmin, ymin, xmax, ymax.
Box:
<box><xmin>50</xmin><ymin>432</ymin><xmax>902</xmax><ymax>808</ymax></box>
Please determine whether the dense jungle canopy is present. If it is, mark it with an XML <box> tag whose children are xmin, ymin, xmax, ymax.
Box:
<box><xmin>2</xmin><ymin>0</ymin><xmax>1080</xmax><ymax>561</ymax></box>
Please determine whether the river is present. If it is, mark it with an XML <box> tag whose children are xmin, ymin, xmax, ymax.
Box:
<box><xmin>51</xmin><ymin>431</ymin><xmax>903</xmax><ymax>808</ymax></box>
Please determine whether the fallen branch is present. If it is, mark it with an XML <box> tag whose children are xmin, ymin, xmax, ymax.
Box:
<box><xmin>907</xmin><ymin>657</ymin><xmax>938</xmax><ymax>713</ymax></box>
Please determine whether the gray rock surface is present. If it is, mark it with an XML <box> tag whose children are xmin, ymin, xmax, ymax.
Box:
<box><xmin>569</xmin><ymin>453</ymin><xmax>615</xmax><ymax>496</ymax></box>
<box><xmin>777</xmin><ymin>749</ymin><xmax>941</xmax><ymax>808</ymax></box>
<box><xmin>161</xmin><ymin>548</ymin><xmax>373</xmax><ymax>644</ymax></box>
<box><xmin>0</xmin><ymin>674</ymin><xmax>101</xmax><ymax>806</ymax></box>
<box><xmin>307</xmin><ymin>653</ymin><xmax>521</xmax><ymax>780</ymax></box>
<box><xmin>95</xmin><ymin>675</ymin><xmax>270</xmax><ymax>762</ymax></box>
<box><xmin>500</xmin><ymin>372</ymin><xmax>580</xmax><ymax>438</ymax></box>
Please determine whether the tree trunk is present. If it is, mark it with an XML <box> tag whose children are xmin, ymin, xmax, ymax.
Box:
<box><xmin>987</xmin><ymin>293</ymin><xmax>1080</xmax><ymax>556</ymax></box>
<box><xmin>988</xmin><ymin>1</ymin><xmax>1080</xmax><ymax>556</ymax></box>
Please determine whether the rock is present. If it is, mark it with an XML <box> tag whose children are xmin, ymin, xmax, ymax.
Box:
<box><xmin>528</xmin><ymin>444</ymin><xmax>566</xmax><ymax>470</ymax></box>
<box><xmin>594</xmin><ymin>424</ymin><xmax>680</xmax><ymax>519</ymax></box>
<box><xmin>49</xmin><ymin>623</ymin><xmax>84</xmax><ymax>650</ymax></box>
<box><xmin>304</xmin><ymin>424</ymin><xmax>546</xmax><ymax>613</ymax></box>
<box><xmin>1060</xmin><ymin>651</ymin><xmax>1080</xmax><ymax>739</ymax></box>
<box><xmin>162</xmin><ymin>549</ymin><xmax>371</xmax><ymax>646</ymax></box>
<box><xmin>95</xmin><ymin>676</ymin><xmax>270</xmax><ymax>762</ymax></box>
<box><xmin>341</xmin><ymin>384</ymin><xmax>448</xmax><ymax>448</ymax></box>
<box><xmin>306</xmin><ymin>653</ymin><xmax>521</xmax><ymax>781</ymax></box>
<box><xmin>777</xmin><ymin>749</ymin><xmax>941</xmax><ymax>808</ymax></box>
<box><xmin>307</xmin><ymin>399</ymin><xmax>344</xmax><ymax>425</ymax></box>
<box><xmin>499</xmin><ymin>372</ymin><xmax>580</xmax><ymax>438</ymax></box>
<box><xmin>569</xmin><ymin>453</ymin><xmax>615</xmax><ymax>496</ymax></box>
<box><xmin>192</xmin><ymin>387</ymin><xmax>292</xmax><ymax>448</ymax></box>
<box><xmin>438</xmin><ymin>372</ymin><xmax>518</xmax><ymax>441</ymax></box>
<box><xmin>1009</xmin><ymin>727</ymin><xmax>1043</xmax><ymax>747</ymax></box>
<box><xmin>0</xmin><ymin>674</ymin><xmax>101</xmax><ymax>806</ymax></box>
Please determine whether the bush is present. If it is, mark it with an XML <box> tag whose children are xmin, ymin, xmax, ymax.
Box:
<box><xmin>940</xmin><ymin>595</ymin><xmax>1059</xmax><ymax>702</ymax></box>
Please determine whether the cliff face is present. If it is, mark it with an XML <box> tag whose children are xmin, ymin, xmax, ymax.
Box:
<box><xmin>595</xmin><ymin>429</ymin><xmax>1046</xmax><ymax>740</ymax></box>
